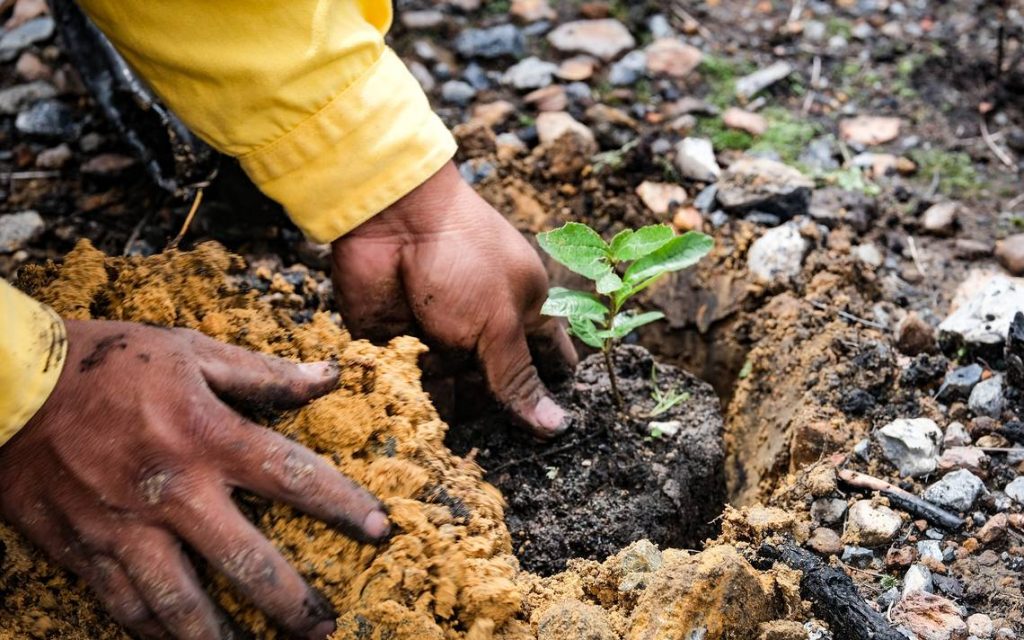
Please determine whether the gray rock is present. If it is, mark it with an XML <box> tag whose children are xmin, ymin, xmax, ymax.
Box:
<box><xmin>916</xmin><ymin>540</ymin><xmax>943</xmax><ymax>563</ymax></box>
<box><xmin>875</xmin><ymin>418</ymin><xmax>942</xmax><ymax>478</ymax></box>
<box><xmin>693</xmin><ymin>184</ymin><xmax>718</xmax><ymax>212</ymax></box>
<box><xmin>547</xmin><ymin>19</ymin><xmax>635</xmax><ymax>61</ymax></box>
<box><xmin>502</xmin><ymin>56</ymin><xmax>558</xmax><ymax>89</ymax></box>
<box><xmin>803</xmin><ymin>20</ymin><xmax>827</xmax><ymax>42</ymax></box>
<box><xmin>1003</xmin><ymin>477</ymin><xmax>1024</xmax><ymax>504</ymax></box>
<box><xmin>0</xmin><ymin>210</ymin><xmax>44</xmax><ymax>253</ymax></box>
<box><xmin>853</xmin><ymin>437</ymin><xmax>871</xmax><ymax>461</ymax></box>
<box><xmin>0</xmin><ymin>17</ymin><xmax>55</xmax><ymax>62</ymax></box>
<box><xmin>463</xmin><ymin>62</ymin><xmax>491</xmax><ymax>90</ymax></box>
<box><xmin>0</xmin><ymin>80</ymin><xmax>55</xmax><ymax>115</ymax></box>
<box><xmin>408</xmin><ymin>60</ymin><xmax>435</xmax><ymax>92</ymax></box>
<box><xmin>15</xmin><ymin>99</ymin><xmax>78</xmax><ymax>140</ymax></box>
<box><xmin>454</xmin><ymin>24</ymin><xmax>524</xmax><ymax>59</ymax></box>
<box><xmin>938</xmin><ymin>364</ymin><xmax>984</xmax><ymax>401</ymax></box>
<box><xmin>810</xmin><ymin>497</ymin><xmax>847</xmax><ymax>525</ymax></box>
<box><xmin>855</xmin><ymin>243</ymin><xmax>884</xmax><ymax>268</ymax></box>
<box><xmin>922</xmin><ymin>201</ymin><xmax>958</xmax><ymax>237</ymax></box>
<box><xmin>841</xmin><ymin>545</ymin><xmax>875</xmax><ymax>567</ymax></box>
<box><xmin>922</xmin><ymin>469</ymin><xmax>985</xmax><ymax>512</ymax></box>
<box><xmin>799</xmin><ymin>136</ymin><xmax>839</xmax><ymax>172</ymax></box>
<box><xmin>673</xmin><ymin>137</ymin><xmax>720</xmax><ymax>182</ymax></box>
<box><xmin>943</xmin><ymin>422</ymin><xmax>972</xmax><ymax>448</ymax></box>
<box><xmin>747</xmin><ymin>222</ymin><xmax>809</xmax><ymax>285</ymax></box>
<box><xmin>968</xmin><ymin>375</ymin><xmax>1005</xmax><ymax>418</ymax></box>
<box><xmin>877</xmin><ymin>586</ymin><xmax>901</xmax><ymax>609</ymax></box>
<box><xmin>440</xmin><ymin>80</ymin><xmax>476</xmax><ymax>105</ymax></box>
<box><xmin>647</xmin><ymin>14</ymin><xmax>674</xmax><ymax>39</ymax></box>
<box><xmin>715</xmin><ymin>157</ymin><xmax>814</xmax><ymax>219</ymax></box>
<box><xmin>735</xmin><ymin>61</ymin><xmax>794</xmax><ymax>100</ymax></box>
<box><xmin>608</xmin><ymin>50</ymin><xmax>646</xmax><ymax>86</ymax></box>
<box><xmin>938</xmin><ymin>274</ymin><xmax>1024</xmax><ymax>352</ymax></box>
<box><xmin>902</xmin><ymin>564</ymin><xmax>934</xmax><ymax>597</ymax></box>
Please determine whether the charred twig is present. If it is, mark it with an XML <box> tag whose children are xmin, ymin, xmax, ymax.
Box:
<box><xmin>838</xmin><ymin>469</ymin><xmax>964</xmax><ymax>531</ymax></box>
<box><xmin>759</xmin><ymin>542</ymin><xmax>905</xmax><ymax>640</ymax></box>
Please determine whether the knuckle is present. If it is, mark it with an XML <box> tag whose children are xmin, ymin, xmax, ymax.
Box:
<box><xmin>149</xmin><ymin>583</ymin><xmax>203</xmax><ymax>622</ymax></box>
<box><xmin>221</xmin><ymin>544</ymin><xmax>277</xmax><ymax>586</ymax></box>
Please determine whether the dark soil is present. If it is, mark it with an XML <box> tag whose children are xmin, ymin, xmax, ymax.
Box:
<box><xmin>446</xmin><ymin>344</ymin><xmax>725</xmax><ymax>576</ymax></box>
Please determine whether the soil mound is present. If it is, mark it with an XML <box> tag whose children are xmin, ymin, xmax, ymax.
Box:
<box><xmin>2</xmin><ymin>241</ymin><xmax>799</xmax><ymax>639</ymax></box>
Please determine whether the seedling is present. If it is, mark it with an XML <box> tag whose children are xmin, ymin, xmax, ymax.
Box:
<box><xmin>537</xmin><ymin>222</ymin><xmax>713</xmax><ymax>407</ymax></box>
<box><xmin>648</xmin><ymin>365</ymin><xmax>691</xmax><ymax>418</ymax></box>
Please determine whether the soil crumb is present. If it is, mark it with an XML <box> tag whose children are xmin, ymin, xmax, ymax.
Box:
<box><xmin>3</xmin><ymin>241</ymin><xmax>803</xmax><ymax>639</ymax></box>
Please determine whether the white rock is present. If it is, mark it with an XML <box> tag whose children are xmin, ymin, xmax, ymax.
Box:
<box><xmin>922</xmin><ymin>201</ymin><xmax>958</xmax><ymax>236</ymax></box>
<box><xmin>875</xmin><ymin>418</ymin><xmax>943</xmax><ymax>478</ymax></box>
<box><xmin>1004</xmin><ymin>477</ymin><xmax>1024</xmax><ymax>504</ymax></box>
<box><xmin>968</xmin><ymin>375</ymin><xmax>1005</xmax><ymax>418</ymax></box>
<box><xmin>902</xmin><ymin>564</ymin><xmax>934</xmax><ymax>597</ymax></box>
<box><xmin>939</xmin><ymin>273</ymin><xmax>1024</xmax><ymax>351</ymax></box>
<box><xmin>535</xmin><ymin>111</ymin><xmax>595</xmax><ymax>146</ymax></box>
<box><xmin>855</xmin><ymin>243</ymin><xmax>884</xmax><ymax>268</ymax></box>
<box><xmin>844</xmin><ymin>500</ymin><xmax>903</xmax><ymax>546</ymax></box>
<box><xmin>916</xmin><ymin>540</ymin><xmax>943</xmax><ymax>563</ymax></box>
<box><xmin>647</xmin><ymin>420</ymin><xmax>681</xmax><ymax>437</ymax></box>
<box><xmin>967</xmin><ymin>613</ymin><xmax>994</xmax><ymax>639</ymax></box>
<box><xmin>546</xmin><ymin>19</ymin><xmax>635</xmax><ymax>61</ymax></box>
<box><xmin>673</xmin><ymin>137</ymin><xmax>719</xmax><ymax>182</ymax></box>
<box><xmin>502</xmin><ymin>56</ymin><xmax>559</xmax><ymax>89</ymax></box>
<box><xmin>0</xmin><ymin>210</ymin><xmax>44</xmax><ymax>253</ymax></box>
<box><xmin>735</xmin><ymin>61</ymin><xmax>793</xmax><ymax>100</ymax></box>
<box><xmin>922</xmin><ymin>469</ymin><xmax>985</xmax><ymax>512</ymax></box>
<box><xmin>635</xmin><ymin>181</ymin><xmax>687</xmax><ymax>215</ymax></box>
<box><xmin>747</xmin><ymin>223</ymin><xmax>809</xmax><ymax>285</ymax></box>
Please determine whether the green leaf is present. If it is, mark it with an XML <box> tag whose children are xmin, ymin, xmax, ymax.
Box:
<box><xmin>568</xmin><ymin>316</ymin><xmax>606</xmax><ymax>349</ymax></box>
<box><xmin>595</xmin><ymin>271</ymin><xmax>623</xmax><ymax>295</ymax></box>
<box><xmin>541</xmin><ymin>287</ymin><xmax>608</xmax><ymax>322</ymax></box>
<box><xmin>623</xmin><ymin>232</ymin><xmax>714</xmax><ymax>287</ymax></box>
<box><xmin>609</xmin><ymin>225</ymin><xmax>675</xmax><ymax>262</ymax></box>
<box><xmin>537</xmin><ymin>223</ymin><xmax>613</xmax><ymax>281</ymax></box>
<box><xmin>607</xmin><ymin>310</ymin><xmax>665</xmax><ymax>339</ymax></box>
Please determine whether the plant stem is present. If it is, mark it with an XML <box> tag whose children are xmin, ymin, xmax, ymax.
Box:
<box><xmin>604</xmin><ymin>343</ymin><xmax>623</xmax><ymax>408</ymax></box>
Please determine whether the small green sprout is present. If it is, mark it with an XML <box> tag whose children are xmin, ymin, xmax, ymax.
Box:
<box><xmin>537</xmin><ymin>222</ymin><xmax>714</xmax><ymax>407</ymax></box>
<box><xmin>649</xmin><ymin>364</ymin><xmax>691</xmax><ymax>418</ymax></box>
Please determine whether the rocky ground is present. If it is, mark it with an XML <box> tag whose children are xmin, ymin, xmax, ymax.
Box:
<box><xmin>3</xmin><ymin>0</ymin><xmax>1024</xmax><ymax>638</ymax></box>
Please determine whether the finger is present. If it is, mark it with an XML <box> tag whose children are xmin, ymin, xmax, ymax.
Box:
<box><xmin>119</xmin><ymin>527</ymin><xmax>228</xmax><ymax>640</ymax></box>
<box><xmin>331</xmin><ymin>237</ymin><xmax>416</xmax><ymax>342</ymax></box>
<box><xmin>477</xmin><ymin>316</ymin><xmax>569</xmax><ymax>440</ymax></box>
<box><xmin>172</xmin><ymin>489</ymin><xmax>339</xmax><ymax>639</ymax></box>
<box><xmin>212</xmin><ymin>414</ymin><xmax>390</xmax><ymax>543</ymax></box>
<box><xmin>526</xmin><ymin>317</ymin><xmax>578</xmax><ymax>385</ymax></box>
<box><xmin>189</xmin><ymin>332</ymin><xmax>340</xmax><ymax>409</ymax></box>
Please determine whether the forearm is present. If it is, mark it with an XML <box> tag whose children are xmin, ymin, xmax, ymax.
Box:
<box><xmin>76</xmin><ymin>0</ymin><xmax>456</xmax><ymax>242</ymax></box>
<box><xmin>0</xmin><ymin>281</ymin><xmax>67</xmax><ymax>444</ymax></box>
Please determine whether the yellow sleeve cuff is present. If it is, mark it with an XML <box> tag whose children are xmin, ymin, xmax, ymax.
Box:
<box><xmin>239</xmin><ymin>48</ymin><xmax>457</xmax><ymax>243</ymax></box>
<box><xmin>0</xmin><ymin>282</ymin><xmax>67</xmax><ymax>446</ymax></box>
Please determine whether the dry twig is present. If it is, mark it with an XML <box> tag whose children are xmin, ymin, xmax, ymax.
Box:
<box><xmin>981</xmin><ymin>117</ymin><xmax>1016</xmax><ymax>168</ymax></box>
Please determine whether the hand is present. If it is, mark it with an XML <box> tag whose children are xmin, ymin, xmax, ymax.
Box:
<box><xmin>331</xmin><ymin>161</ymin><xmax>577</xmax><ymax>439</ymax></box>
<box><xmin>0</xmin><ymin>319</ymin><xmax>390</xmax><ymax>640</ymax></box>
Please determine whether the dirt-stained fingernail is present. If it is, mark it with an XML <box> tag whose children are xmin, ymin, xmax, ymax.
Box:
<box><xmin>297</xmin><ymin>361</ymin><xmax>339</xmax><ymax>381</ymax></box>
<box><xmin>362</xmin><ymin>510</ymin><xmax>391</xmax><ymax>541</ymax></box>
<box><xmin>534</xmin><ymin>396</ymin><xmax>568</xmax><ymax>438</ymax></box>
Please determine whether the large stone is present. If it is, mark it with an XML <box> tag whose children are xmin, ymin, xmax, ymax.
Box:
<box><xmin>0</xmin><ymin>210</ymin><xmax>44</xmax><ymax>253</ymax></box>
<box><xmin>891</xmin><ymin>592</ymin><xmax>967</xmax><ymax>640</ymax></box>
<box><xmin>939</xmin><ymin>274</ymin><xmax>1024</xmax><ymax>355</ymax></box>
<box><xmin>547</xmin><ymin>19</ymin><xmax>635</xmax><ymax>61</ymax></box>
<box><xmin>922</xmin><ymin>469</ymin><xmax>985</xmax><ymax>512</ymax></box>
<box><xmin>968</xmin><ymin>375</ymin><xmax>1005</xmax><ymax>418</ymax></box>
<box><xmin>643</xmin><ymin>38</ymin><xmax>702</xmax><ymax>77</ymax></box>
<box><xmin>715</xmin><ymin>157</ymin><xmax>814</xmax><ymax>218</ymax></box>
<box><xmin>501</xmin><ymin>56</ymin><xmax>558</xmax><ymax>89</ymax></box>
<box><xmin>875</xmin><ymin>418</ymin><xmax>942</xmax><ymax>478</ymax></box>
<box><xmin>0</xmin><ymin>79</ymin><xmax>54</xmax><ymax>114</ymax></box>
<box><xmin>996</xmin><ymin>233</ymin><xmax>1024</xmax><ymax>276</ymax></box>
<box><xmin>673</xmin><ymin>137</ymin><xmax>719</xmax><ymax>182</ymax></box>
<box><xmin>746</xmin><ymin>223</ymin><xmax>809</xmax><ymax>285</ymax></box>
<box><xmin>1004</xmin><ymin>476</ymin><xmax>1024</xmax><ymax>504</ymax></box>
<box><xmin>844</xmin><ymin>500</ymin><xmax>903</xmax><ymax>546</ymax></box>
<box><xmin>0</xmin><ymin>16</ymin><xmax>54</xmax><ymax>62</ymax></box>
<box><xmin>454</xmin><ymin>24</ymin><xmax>524</xmax><ymax>59</ymax></box>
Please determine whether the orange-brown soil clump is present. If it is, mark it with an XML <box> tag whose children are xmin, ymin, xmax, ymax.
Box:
<box><xmin>2</xmin><ymin>241</ymin><xmax>804</xmax><ymax>639</ymax></box>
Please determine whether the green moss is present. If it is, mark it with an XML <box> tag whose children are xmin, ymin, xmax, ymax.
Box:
<box><xmin>634</xmin><ymin>78</ymin><xmax>653</xmax><ymax>103</ymax></box>
<box><xmin>749</xmin><ymin>108</ymin><xmax>821</xmax><ymax>165</ymax></box>
<box><xmin>696</xmin><ymin>117</ymin><xmax>753</xmax><ymax>151</ymax></box>
<box><xmin>826</xmin><ymin>17</ymin><xmax>853</xmax><ymax>39</ymax></box>
<box><xmin>818</xmin><ymin>166</ymin><xmax>882</xmax><ymax>196</ymax></box>
<box><xmin>699</xmin><ymin>55</ymin><xmax>755</xmax><ymax>109</ymax></box>
<box><xmin>910</xmin><ymin>149</ymin><xmax>980</xmax><ymax>196</ymax></box>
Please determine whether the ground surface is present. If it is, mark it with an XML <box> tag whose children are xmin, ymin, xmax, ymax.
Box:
<box><xmin>2</xmin><ymin>0</ymin><xmax>1024</xmax><ymax>638</ymax></box>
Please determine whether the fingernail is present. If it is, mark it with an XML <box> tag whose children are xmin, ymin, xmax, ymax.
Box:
<box><xmin>534</xmin><ymin>396</ymin><xmax>569</xmax><ymax>438</ymax></box>
<box><xmin>362</xmin><ymin>510</ymin><xmax>392</xmax><ymax>541</ymax></box>
<box><xmin>307</xmin><ymin>620</ymin><xmax>336</xmax><ymax>640</ymax></box>
<box><xmin>297</xmin><ymin>361</ymin><xmax>338</xmax><ymax>380</ymax></box>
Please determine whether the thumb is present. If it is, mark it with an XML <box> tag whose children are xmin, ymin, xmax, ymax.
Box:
<box><xmin>188</xmin><ymin>332</ymin><xmax>340</xmax><ymax>409</ymax></box>
<box><xmin>478</xmin><ymin>318</ymin><xmax>569</xmax><ymax>440</ymax></box>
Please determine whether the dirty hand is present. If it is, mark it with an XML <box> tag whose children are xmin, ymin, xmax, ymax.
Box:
<box><xmin>331</xmin><ymin>161</ymin><xmax>577</xmax><ymax>439</ymax></box>
<box><xmin>0</xmin><ymin>319</ymin><xmax>390</xmax><ymax>640</ymax></box>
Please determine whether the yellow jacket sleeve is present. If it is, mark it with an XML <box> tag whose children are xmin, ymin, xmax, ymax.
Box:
<box><xmin>0</xmin><ymin>281</ymin><xmax>67</xmax><ymax>446</ymax></box>
<box><xmin>76</xmin><ymin>0</ymin><xmax>457</xmax><ymax>243</ymax></box>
